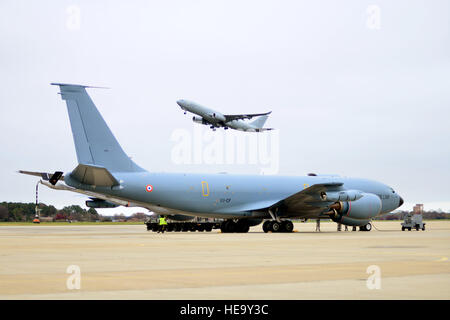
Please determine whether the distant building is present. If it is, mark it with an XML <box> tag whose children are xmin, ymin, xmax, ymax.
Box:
<box><xmin>413</xmin><ymin>204</ymin><xmax>424</xmax><ymax>215</ymax></box>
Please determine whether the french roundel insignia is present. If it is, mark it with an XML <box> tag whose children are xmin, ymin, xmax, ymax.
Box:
<box><xmin>145</xmin><ymin>184</ymin><xmax>153</xmax><ymax>192</ymax></box>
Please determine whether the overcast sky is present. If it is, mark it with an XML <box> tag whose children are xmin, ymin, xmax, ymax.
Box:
<box><xmin>1</xmin><ymin>0</ymin><xmax>449</xmax><ymax>215</ymax></box>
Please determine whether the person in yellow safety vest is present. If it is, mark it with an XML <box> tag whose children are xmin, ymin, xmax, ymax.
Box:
<box><xmin>158</xmin><ymin>216</ymin><xmax>168</xmax><ymax>233</ymax></box>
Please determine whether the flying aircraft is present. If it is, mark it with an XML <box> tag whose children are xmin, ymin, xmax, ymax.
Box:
<box><xmin>176</xmin><ymin>99</ymin><xmax>273</xmax><ymax>132</ymax></box>
<box><xmin>20</xmin><ymin>83</ymin><xmax>403</xmax><ymax>233</ymax></box>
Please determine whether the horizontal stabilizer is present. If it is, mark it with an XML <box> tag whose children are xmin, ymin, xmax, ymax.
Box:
<box><xmin>250</xmin><ymin>114</ymin><xmax>270</xmax><ymax>129</ymax></box>
<box><xmin>50</xmin><ymin>83</ymin><xmax>109</xmax><ymax>89</ymax></box>
<box><xmin>19</xmin><ymin>170</ymin><xmax>65</xmax><ymax>182</ymax></box>
<box><xmin>70</xmin><ymin>164</ymin><xmax>119</xmax><ymax>187</ymax></box>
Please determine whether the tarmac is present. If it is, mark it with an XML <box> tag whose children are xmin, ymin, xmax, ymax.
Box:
<box><xmin>0</xmin><ymin>220</ymin><xmax>449</xmax><ymax>299</ymax></box>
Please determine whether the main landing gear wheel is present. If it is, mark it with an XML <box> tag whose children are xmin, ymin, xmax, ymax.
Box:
<box><xmin>263</xmin><ymin>220</ymin><xmax>271</xmax><ymax>233</ymax></box>
<box><xmin>220</xmin><ymin>220</ymin><xmax>250</xmax><ymax>233</ymax></box>
<box><xmin>262</xmin><ymin>220</ymin><xmax>294</xmax><ymax>233</ymax></box>
<box><xmin>282</xmin><ymin>220</ymin><xmax>294</xmax><ymax>232</ymax></box>
<box><xmin>359</xmin><ymin>222</ymin><xmax>372</xmax><ymax>232</ymax></box>
<box><xmin>220</xmin><ymin>220</ymin><xmax>234</xmax><ymax>233</ymax></box>
<box><xmin>271</xmin><ymin>221</ymin><xmax>281</xmax><ymax>232</ymax></box>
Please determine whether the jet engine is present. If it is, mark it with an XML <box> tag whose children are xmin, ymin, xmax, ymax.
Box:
<box><xmin>192</xmin><ymin>116</ymin><xmax>208</xmax><ymax>125</ymax></box>
<box><xmin>327</xmin><ymin>193</ymin><xmax>381</xmax><ymax>226</ymax></box>
<box><xmin>86</xmin><ymin>199</ymin><xmax>119</xmax><ymax>208</ymax></box>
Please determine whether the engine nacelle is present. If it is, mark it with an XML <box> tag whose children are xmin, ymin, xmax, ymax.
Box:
<box><xmin>86</xmin><ymin>199</ymin><xmax>119</xmax><ymax>208</ymax></box>
<box><xmin>192</xmin><ymin>116</ymin><xmax>208</xmax><ymax>125</ymax></box>
<box><xmin>321</xmin><ymin>189</ymin><xmax>363</xmax><ymax>202</ymax></box>
<box><xmin>329</xmin><ymin>193</ymin><xmax>381</xmax><ymax>224</ymax></box>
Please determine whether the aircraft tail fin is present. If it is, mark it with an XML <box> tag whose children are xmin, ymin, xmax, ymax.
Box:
<box><xmin>51</xmin><ymin>83</ymin><xmax>143</xmax><ymax>173</ymax></box>
<box><xmin>250</xmin><ymin>114</ymin><xmax>270</xmax><ymax>128</ymax></box>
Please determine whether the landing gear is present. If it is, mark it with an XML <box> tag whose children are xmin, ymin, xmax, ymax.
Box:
<box><xmin>262</xmin><ymin>220</ymin><xmax>271</xmax><ymax>233</ymax></box>
<box><xmin>271</xmin><ymin>221</ymin><xmax>281</xmax><ymax>232</ymax></box>
<box><xmin>237</xmin><ymin>222</ymin><xmax>250</xmax><ymax>233</ymax></box>
<box><xmin>262</xmin><ymin>220</ymin><xmax>294</xmax><ymax>233</ymax></box>
<box><xmin>220</xmin><ymin>220</ymin><xmax>234</xmax><ymax>233</ymax></box>
<box><xmin>359</xmin><ymin>222</ymin><xmax>372</xmax><ymax>232</ymax></box>
<box><xmin>220</xmin><ymin>220</ymin><xmax>250</xmax><ymax>233</ymax></box>
<box><xmin>282</xmin><ymin>220</ymin><xmax>294</xmax><ymax>232</ymax></box>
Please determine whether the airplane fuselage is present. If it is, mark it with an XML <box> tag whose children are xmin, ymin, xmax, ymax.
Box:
<box><xmin>63</xmin><ymin>171</ymin><xmax>402</xmax><ymax>219</ymax></box>
<box><xmin>177</xmin><ymin>99</ymin><xmax>266</xmax><ymax>132</ymax></box>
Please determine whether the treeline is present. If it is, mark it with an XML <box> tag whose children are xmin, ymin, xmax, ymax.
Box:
<box><xmin>0</xmin><ymin>202</ymin><xmax>100</xmax><ymax>222</ymax></box>
<box><xmin>375</xmin><ymin>210</ymin><xmax>450</xmax><ymax>220</ymax></box>
<box><xmin>0</xmin><ymin>202</ymin><xmax>151</xmax><ymax>222</ymax></box>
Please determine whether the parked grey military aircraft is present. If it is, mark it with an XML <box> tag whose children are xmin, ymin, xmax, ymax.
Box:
<box><xmin>176</xmin><ymin>99</ymin><xmax>273</xmax><ymax>132</ymax></box>
<box><xmin>20</xmin><ymin>84</ymin><xmax>403</xmax><ymax>233</ymax></box>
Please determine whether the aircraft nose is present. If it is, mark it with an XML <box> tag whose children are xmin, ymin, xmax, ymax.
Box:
<box><xmin>398</xmin><ymin>196</ymin><xmax>404</xmax><ymax>207</ymax></box>
<box><xmin>176</xmin><ymin>99</ymin><xmax>185</xmax><ymax>108</ymax></box>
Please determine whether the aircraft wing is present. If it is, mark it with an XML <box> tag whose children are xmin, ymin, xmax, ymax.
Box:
<box><xmin>224</xmin><ymin>111</ymin><xmax>271</xmax><ymax>122</ymax></box>
<box><xmin>253</xmin><ymin>182</ymin><xmax>344</xmax><ymax>217</ymax></box>
<box><xmin>278</xmin><ymin>182</ymin><xmax>343</xmax><ymax>214</ymax></box>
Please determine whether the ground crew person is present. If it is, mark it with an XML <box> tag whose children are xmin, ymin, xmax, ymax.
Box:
<box><xmin>315</xmin><ymin>219</ymin><xmax>321</xmax><ymax>232</ymax></box>
<box><xmin>158</xmin><ymin>216</ymin><xmax>168</xmax><ymax>233</ymax></box>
